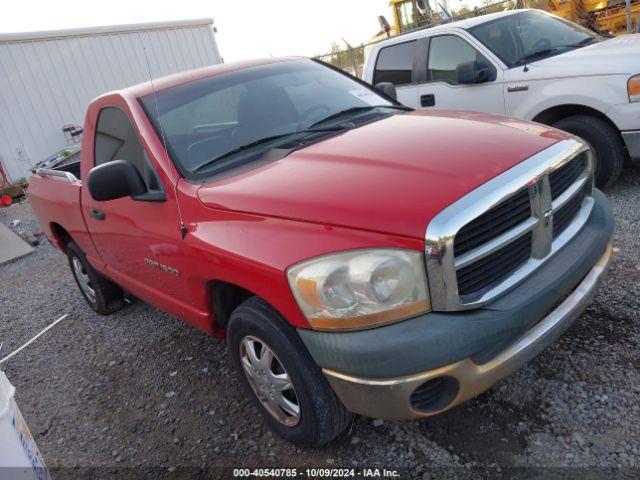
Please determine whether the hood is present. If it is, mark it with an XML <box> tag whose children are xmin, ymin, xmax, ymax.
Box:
<box><xmin>197</xmin><ymin>110</ymin><xmax>568</xmax><ymax>239</ymax></box>
<box><xmin>526</xmin><ymin>34</ymin><xmax>640</xmax><ymax>77</ymax></box>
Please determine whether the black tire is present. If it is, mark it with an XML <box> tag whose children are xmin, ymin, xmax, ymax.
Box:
<box><xmin>553</xmin><ymin>114</ymin><xmax>624</xmax><ymax>188</ymax></box>
<box><xmin>67</xmin><ymin>242</ymin><xmax>124</xmax><ymax>315</ymax></box>
<box><xmin>227</xmin><ymin>297</ymin><xmax>353</xmax><ymax>446</ymax></box>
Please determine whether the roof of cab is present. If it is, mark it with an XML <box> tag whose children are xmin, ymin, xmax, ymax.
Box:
<box><xmin>121</xmin><ymin>57</ymin><xmax>302</xmax><ymax>98</ymax></box>
<box><xmin>372</xmin><ymin>9</ymin><xmax>532</xmax><ymax>48</ymax></box>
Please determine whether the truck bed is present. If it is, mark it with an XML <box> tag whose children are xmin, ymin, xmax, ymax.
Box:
<box><xmin>51</xmin><ymin>160</ymin><xmax>81</xmax><ymax>180</ymax></box>
<box><xmin>27</xmin><ymin>161</ymin><xmax>96</xmax><ymax>258</ymax></box>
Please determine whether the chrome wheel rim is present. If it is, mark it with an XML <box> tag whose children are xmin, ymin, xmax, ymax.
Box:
<box><xmin>72</xmin><ymin>256</ymin><xmax>96</xmax><ymax>303</ymax></box>
<box><xmin>239</xmin><ymin>336</ymin><xmax>300</xmax><ymax>426</ymax></box>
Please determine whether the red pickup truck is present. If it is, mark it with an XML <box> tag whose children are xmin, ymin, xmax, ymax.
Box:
<box><xmin>28</xmin><ymin>58</ymin><xmax>613</xmax><ymax>446</ymax></box>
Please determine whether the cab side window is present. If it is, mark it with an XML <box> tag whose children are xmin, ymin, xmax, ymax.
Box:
<box><xmin>427</xmin><ymin>35</ymin><xmax>491</xmax><ymax>84</ymax></box>
<box><xmin>374</xmin><ymin>40</ymin><xmax>416</xmax><ymax>86</ymax></box>
<box><xmin>94</xmin><ymin>107</ymin><xmax>161</xmax><ymax>192</ymax></box>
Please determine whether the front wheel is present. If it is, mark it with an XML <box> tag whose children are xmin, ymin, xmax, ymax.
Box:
<box><xmin>227</xmin><ymin>297</ymin><xmax>353</xmax><ymax>446</ymax></box>
<box><xmin>553</xmin><ymin>114</ymin><xmax>624</xmax><ymax>188</ymax></box>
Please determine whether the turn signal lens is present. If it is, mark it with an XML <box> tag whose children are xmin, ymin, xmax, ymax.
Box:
<box><xmin>629</xmin><ymin>75</ymin><xmax>640</xmax><ymax>103</ymax></box>
<box><xmin>287</xmin><ymin>249</ymin><xmax>430</xmax><ymax>331</ymax></box>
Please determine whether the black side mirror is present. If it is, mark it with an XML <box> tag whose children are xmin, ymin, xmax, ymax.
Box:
<box><xmin>375</xmin><ymin>82</ymin><xmax>397</xmax><ymax>101</ymax></box>
<box><xmin>88</xmin><ymin>160</ymin><xmax>146</xmax><ymax>202</ymax></box>
<box><xmin>456</xmin><ymin>61</ymin><xmax>495</xmax><ymax>84</ymax></box>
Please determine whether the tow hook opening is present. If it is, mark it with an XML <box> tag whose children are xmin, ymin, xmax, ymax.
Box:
<box><xmin>410</xmin><ymin>376</ymin><xmax>460</xmax><ymax>414</ymax></box>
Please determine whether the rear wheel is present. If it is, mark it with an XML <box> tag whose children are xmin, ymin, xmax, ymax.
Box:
<box><xmin>553</xmin><ymin>114</ymin><xmax>624</xmax><ymax>188</ymax></box>
<box><xmin>67</xmin><ymin>242</ymin><xmax>124</xmax><ymax>315</ymax></box>
<box><xmin>227</xmin><ymin>297</ymin><xmax>353</xmax><ymax>446</ymax></box>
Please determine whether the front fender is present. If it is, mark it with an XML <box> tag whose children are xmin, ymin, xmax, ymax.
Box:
<box><xmin>185</xmin><ymin>207</ymin><xmax>424</xmax><ymax>330</ymax></box>
<box><xmin>506</xmin><ymin>75</ymin><xmax>628</xmax><ymax>124</ymax></box>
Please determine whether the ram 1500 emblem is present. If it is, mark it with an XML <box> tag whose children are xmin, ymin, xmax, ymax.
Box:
<box><xmin>144</xmin><ymin>258</ymin><xmax>179</xmax><ymax>276</ymax></box>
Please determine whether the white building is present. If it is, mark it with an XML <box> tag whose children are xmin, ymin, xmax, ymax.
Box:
<box><xmin>0</xmin><ymin>18</ymin><xmax>222</xmax><ymax>182</ymax></box>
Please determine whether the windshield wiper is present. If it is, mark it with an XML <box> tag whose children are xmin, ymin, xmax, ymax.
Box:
<box><xmin>192</xmin><ymin>126</ymin><xmax>349</xmax><ymax>173</ymax></box>
<box><xmin>517</xmin><ymin>38</ymin><xmax>598</xmax><ymax>66</ymax></box>
<box><xmin>517</xmin><ymin>47</ymin><xmax>564</xmax><ymax>65</ymax></box>
<box><xmin>309</xmin><ymin>105</ymin><xmax>411</xmax><ymax>128</ymax></box>
<box><xmin>568</xmin><ymin>37</ymin><xmax>599</xmax><ymax>47</ymax></box>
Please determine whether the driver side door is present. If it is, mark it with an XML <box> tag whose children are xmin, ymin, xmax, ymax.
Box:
<box><xmin>82</xmin><ymin>106</ymin><xmax>192</xmax><ymax>306</ymax></box>
<box><xmin>416</xmin><ymin>33</ymin><xmax>505</xmax><ymax>115</ymax></box>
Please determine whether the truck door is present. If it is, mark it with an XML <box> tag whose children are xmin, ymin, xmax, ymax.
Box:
<box><xmin>416</xmin><ymin>34</ymin><xmax>505</xmax><ymax>114</ymax></box>
<box><xmin>82</xmin><ymin>106</ymin><xmax>193</xmax><ymax>310</ymax></box>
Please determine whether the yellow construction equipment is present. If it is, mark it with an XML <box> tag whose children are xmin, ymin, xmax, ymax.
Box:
<box><xmin>388</xmin><ymin>0</ymin><xmax>443</xmax><ymax>35</ymax></box>
<box><xmin>379</xmin><ymin>0</ymin><xmax>639</xmax><ymax>37</ymax></box>
<box><xmin>545</xmin><ymin>0</ymin><xmax>640</xmax><ymax>35</ymax></box>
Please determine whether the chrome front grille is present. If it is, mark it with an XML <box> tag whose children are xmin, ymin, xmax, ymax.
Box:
<box><xmin>552</xmin><ymin>182</ymin><xmax>589</xmax><ymax>238</ymax></box>
<box><xmin>457</xmin><ymin>232</ymin><xmax>532</xmax><ymax>296</ymax></box>
<box><xmin>549</xmin><ymin>154</ymin><xmax>586</xmax><ymax>199</ymax></box>
<box><xmin>454</xmin><ymin>188</ymin><xmax>532</xmax><ymax>256</ymax></box>
<box><xmin>425</xmin><ymin>139</ymin><xmax>595</xmax><ymax>311</ymax></box>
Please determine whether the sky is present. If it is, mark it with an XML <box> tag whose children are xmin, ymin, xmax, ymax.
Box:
<box><xmin>1</xmin><ymin>0</ymin><xmax>402</xmax><ymax>61</ymax></box>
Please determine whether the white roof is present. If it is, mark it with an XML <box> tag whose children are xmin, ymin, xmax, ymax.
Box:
<box><xmin>436</xmin><ymin>8</ymin><xmax>527</xmax><ymax>30</ymax></box>
<box><xmin>374</xmin><ymin>9</ymin><xmax>530</xmax><ymax>47</ymax></box>
<box><xmin>0</xmin><ymin>18</ymin><xmax>214</xmax><ymax>44</ymax></box>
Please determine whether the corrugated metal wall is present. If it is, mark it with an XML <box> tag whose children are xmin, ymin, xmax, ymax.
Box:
<box><xmin>0</xmin><ymin>19</ymin><xmax>221</xmax><ymax>181</ymax></box>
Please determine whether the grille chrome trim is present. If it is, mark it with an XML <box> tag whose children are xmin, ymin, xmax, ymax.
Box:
<box><xmin>425</xmin><ymin>138</ymin><xmax>594</xmax><ymax>311</ymax></box>
<box><xmin>552</xmin><ymin>174</ymin><xmax>589</xmax><ymax>211</ymax></box>
<box><xmin>454</xmin><ymin>217</ymin><xmax>538</xmax><ymax>270</ymax></box>
<box><xmin>457</xmin><ymin>232</ymin><xmax>533</xmax><ymax>296</ymax></box>
<box><xmin>453</xmin><ymin>188</ymin><xmax>532</xmax><ymax>256</ymax></box>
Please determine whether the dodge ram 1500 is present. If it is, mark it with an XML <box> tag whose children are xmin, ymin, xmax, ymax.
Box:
<box><xmin>27</xmin><ymin>57</ymin><xmax>613</xmax><ymax>446</ymax></box>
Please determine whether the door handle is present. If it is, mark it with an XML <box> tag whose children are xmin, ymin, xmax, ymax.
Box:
<box><xmin>421</xmin><ymin>94</ymin><xmax>435</xmax><ymax>107</ymax></box>
<box><xmin>89</xmin><ymin>209</ymin><xmax>106</xmax><ymax>221</ymax></box>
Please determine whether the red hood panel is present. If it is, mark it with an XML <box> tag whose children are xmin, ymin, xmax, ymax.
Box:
<box><xmin>197</xmin><ymin>110</ymin><xmax>569</xmax><ymax>239</ymax></box>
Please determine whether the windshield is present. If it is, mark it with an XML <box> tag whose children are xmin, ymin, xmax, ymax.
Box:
<box><xmin>468</xmin><ymin>11</ymin><xmax>603</xmax><ymax>68</ymax></box>
<box><xmin>139</xmin><ymin>59</ymin><xmax>395</xmax><ymax>179</ymax></box>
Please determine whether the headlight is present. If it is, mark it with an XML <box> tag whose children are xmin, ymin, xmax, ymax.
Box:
<box><xmin>629</xmin><ymin>75</ymin><xmax>640</xmax><ymax>103</ymax></box>
<box><xmin>287</xmin><ymin>249</ymin><xmax>430</xmax><ymax>331</ymax></box>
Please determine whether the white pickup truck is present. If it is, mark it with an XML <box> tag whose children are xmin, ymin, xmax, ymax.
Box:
<box><xmin>362</xmin><ymin>9</ymin><xmax>640</xmax><ymax>187</ymax></box>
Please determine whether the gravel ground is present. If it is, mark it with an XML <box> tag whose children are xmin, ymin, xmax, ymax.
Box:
<box><xmin>1</xmin><ymin>166</ymin><xmax>639</xmax><ymax>479</ymax></box>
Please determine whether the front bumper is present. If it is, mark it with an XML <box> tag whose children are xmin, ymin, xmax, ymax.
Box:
<box><xmin>298</xmin><ymin>191</ymin><xmax>613</xmax><ymax>419</ymax></box>
<box><xmin>621</xmin><ymin>130</ymin><xmax>640</xmax><ymax>160</ymax></box>
<box><xmin>323</xmin><ymin>244</ymin><xmax>611</xmax><ymax>420</ymax></box>
<box><xmin>607</xmin><ymin>101</ymin><xmax>640</xmax><ymax>160</ymax></box>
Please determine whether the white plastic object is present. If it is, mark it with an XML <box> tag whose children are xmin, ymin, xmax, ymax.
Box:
<box><xmin>0</xmin><ymin>370</ymin><xmax>50</xmax><ymax>479</ymax></box>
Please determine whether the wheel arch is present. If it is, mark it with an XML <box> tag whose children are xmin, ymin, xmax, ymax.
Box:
<box><xmin>208</xmin><ymin>280</ymin><xmax>256</xmax><ymax>334</ymax></box>
<box><xmin>532</xmin><ymin>104</ymin><xmax>622</xmax><ymax>142</ymax></box>
<box><xmin>50</xmin><ymin>222</ymin><xmax>74</xmax><ymax>252</ymax></box>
